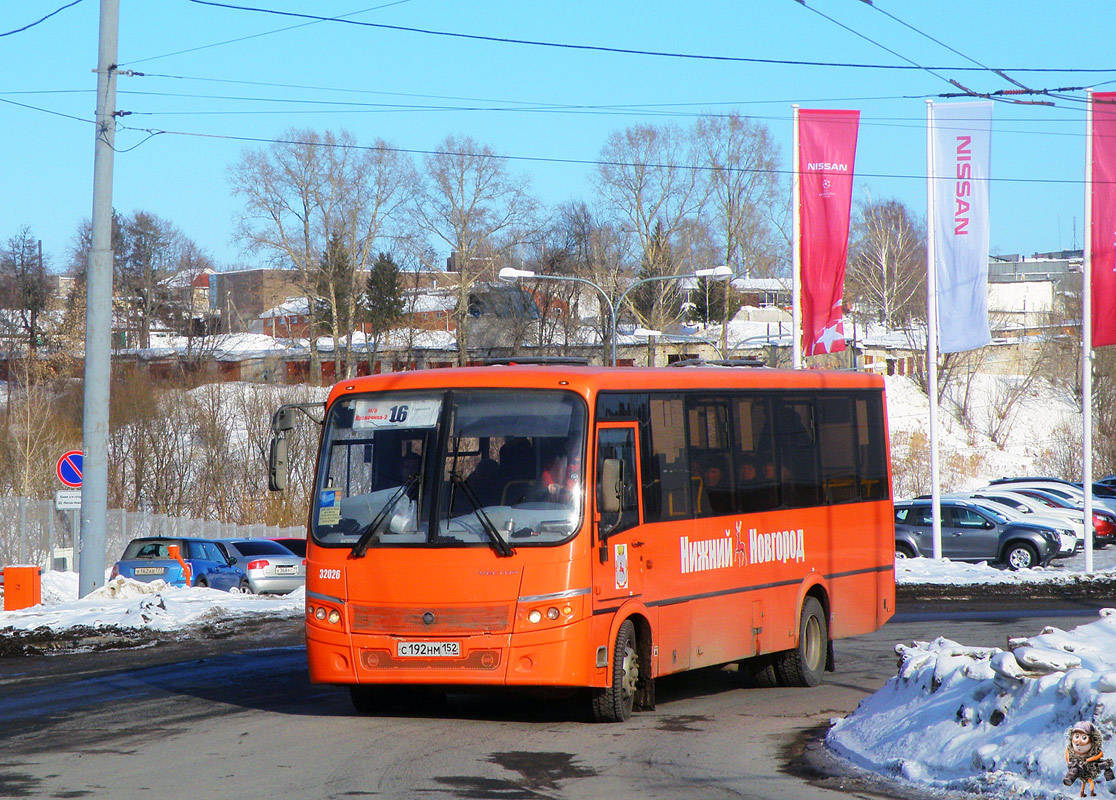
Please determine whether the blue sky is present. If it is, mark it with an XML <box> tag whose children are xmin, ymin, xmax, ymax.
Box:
<box><xmin>2</xmin><ymin>0</ymin><xmax>1113</xmax><ymax>271</ymax></box>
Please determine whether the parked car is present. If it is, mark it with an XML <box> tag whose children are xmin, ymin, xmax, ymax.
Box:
<box><xmin>985</xmin><ymin>477</ymin><xmax>1116</xmax><ymax>516</ymax></box>
<box><xmin>893</xmin><ymin>497</ymin><xmax>1068</xmax><ymax>570</ymax></box>
<box><xmin>981</xmin><ymin>484</ymin><xmax>1116</xmax><ymax>548</ymax></box>
<box><xmin>218</xmin><ymin>538</ymin><xmax>306</xmax><ymax>595</ymax></box>
<box><xmin>268</xmin><ymin>537</ymin><xmax>307</xmax><ymax>558</ymax></box>
<box><xmin>964</xmin><ymin>490</ymin><xmax>1084</xmax><ymax>555</ymax></box>
<box><xmin>111</xmin><ymin>536</ymin><xmax>249</xmax><ymax>592</ymax></box>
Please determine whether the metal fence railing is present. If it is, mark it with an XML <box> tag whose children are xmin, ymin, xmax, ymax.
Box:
<box><xmin>0</xmin><ymin>495</ymin><xmax>306</xmax><ymax>574</ymax></box>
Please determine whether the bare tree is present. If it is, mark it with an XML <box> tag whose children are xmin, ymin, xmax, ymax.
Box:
<box><xmin>118</xmin><ymin>211</ymin><xmax>185</xmax><ymax>349</ymax></box>
<box><xmin>0</xmin><ymin>226</ymin><xmax>52</xmax><ymax>355</ymax></box>
<box><xmin>230</xmin><ymin>128</ymin><xmax>412</xmax><ymax>379</ymax></box>
<box><xmin>548</xmin><ymin>202</ymin><xmax>630</xmax><ymax>364</ymax></box>
<box><xmin>694</xmin><ymin>114</ymin><xmax>784</xmax><ymax>350</ymax></box>
<box><xmin>595</xmin><ymin>122</ymin><xmax>709</xmax><ymax>361</ymax></box>
<box><xmin>847</xmin><ymin>197</ymin><xmax>926</xmax><ymax>330</ymax></box>
<box><xmin>412</xmin><ymin>135</ymin><xmax>539</xmax><ymax>365</ymax></box>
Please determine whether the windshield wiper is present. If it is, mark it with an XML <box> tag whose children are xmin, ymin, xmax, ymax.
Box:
<box><xmin>449</xmin><ymin>472</ymin><xmax>514</xmax><ymax>558</ymax></box>
<box><xmin>350</xmin><ymin>474</ymin><xmax>419</xmax><ymax>558</ymax></box>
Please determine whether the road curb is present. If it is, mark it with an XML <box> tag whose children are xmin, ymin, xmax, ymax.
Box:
<box><xmin>898</xmin><ymin>578</ymin><xmax>1116</xmax><ymax>605</ymax></box>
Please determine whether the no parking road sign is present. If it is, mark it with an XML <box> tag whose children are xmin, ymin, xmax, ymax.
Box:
<box><xmin>57</xmin><ymin>450</ymin><xmax>83</xmax><ymax>488</ymax></box>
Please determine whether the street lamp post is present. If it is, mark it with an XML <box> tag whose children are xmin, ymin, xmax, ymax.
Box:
<box><xmin>498</xmin><ymin>268</ymin><xmax>616</xmax><ymax>364</ymax></box>
<box><xmin>499</xmin><ymin>266</ymin><xmax>732</xmax><ymax>366</ymax></box>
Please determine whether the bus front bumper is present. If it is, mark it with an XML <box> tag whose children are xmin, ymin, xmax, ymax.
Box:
<box><xmin>306</xmin><ymin>617</ymin><xmax>598</xmax><ymax>688</ymax></box>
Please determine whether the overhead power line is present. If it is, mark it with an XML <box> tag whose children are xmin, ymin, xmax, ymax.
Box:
<box><xmin>113</xmin><ymin>123</ymin><xmax>1100</xmax><ymax>187</ymax></box>
<box><xmin>182</xmin><ymin>0</ymin><xmax>1116</xmax><ymax>74</ymax></box>
<box><xmin>1</xmin><ymin>0</ymin><xmax>85</xmax><ymax>38</ymax></box>
<box><xmin>124</xmin><ymin>0</ymin><xmax>413</xmax><ymax>66</ymax></box>
<box><xmin>797</xmin><ymin>1</ymin><xmax>1052</xmax><ymax>106</ymax></box>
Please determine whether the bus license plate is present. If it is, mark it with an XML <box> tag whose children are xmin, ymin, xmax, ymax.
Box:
<box><xmin>397</xmin><ymin>641</ymin><xmax>460</xmax><ymax>658</ymax></box>
<box><xmin>134</xmin><ymin>567</ymin><xmax>164</xmax><ymax>575</ymax></box>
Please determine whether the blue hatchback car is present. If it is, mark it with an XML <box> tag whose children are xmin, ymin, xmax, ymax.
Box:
<box><xmin>110</xmin><ymin>536</ymin><xmax>249</xmax><ymax>592</ymax></box>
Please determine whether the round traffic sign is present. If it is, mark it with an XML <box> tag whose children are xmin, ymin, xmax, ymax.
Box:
<box><xmin>57</xmin><ymin>450</ymin><xmax>83</xmax><ymax>488</ymax></box>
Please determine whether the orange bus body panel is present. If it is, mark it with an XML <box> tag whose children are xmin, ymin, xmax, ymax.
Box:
<box><xmin>305</xmin><ymin>365</ymin><xmax>894</xmax><ymax>693</ymax></box>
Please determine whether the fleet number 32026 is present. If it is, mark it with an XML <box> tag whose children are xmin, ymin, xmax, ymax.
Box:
<box><xmin>318</xmin><ymin>568</ymin><xmax>341</xmax><ymax>580</ymax></box>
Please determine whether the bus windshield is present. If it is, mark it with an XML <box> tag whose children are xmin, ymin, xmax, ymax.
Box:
<box><xmin>312</xmin><ymin>388</ymin><xmax>587</xmax><ymax>550</ymax></box>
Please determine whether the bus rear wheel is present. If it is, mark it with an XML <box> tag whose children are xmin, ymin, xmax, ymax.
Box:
<box><xmin>740</xmin><ymin>654</ymin><xmax>779</xmax><ymax>688</ymax></box>
<box><xmin>773</xmin><ymin>597</ymin><xmax>827</xmax><ymax>687</ymax></box>
<box><xmin>592</xmin><ymin>620</ymin><xmax>639</xmax><ymax>722</ymax></box>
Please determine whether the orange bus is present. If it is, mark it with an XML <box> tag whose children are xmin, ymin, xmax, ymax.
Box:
<box><xmin>270</xmin><ymin>364</ymin><xmax>894</xmax><ymax>722</ymax></box>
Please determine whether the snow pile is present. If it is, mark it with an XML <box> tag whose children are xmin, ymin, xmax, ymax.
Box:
<box><xmin>1</xmin><ymin>572</ymin><xmax>304</xmax><ymax>633</ymax></box>
<box><xmin>895</xmin><ymin>557</ymin><xmax>1116</xmax><ymax>587</ymax></box>
<box><xmin>828</xmin><ymin>609</ymin><xmax>1116</xmax><ymax>798</ymax></box>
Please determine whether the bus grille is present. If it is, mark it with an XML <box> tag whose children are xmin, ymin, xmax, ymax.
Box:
<box><xmin>350</xmin><ymin>604</ymin><xmax>512</xmax><ymax>633</ymax></box>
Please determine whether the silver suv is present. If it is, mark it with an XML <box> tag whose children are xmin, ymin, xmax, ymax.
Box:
<box><xmin>894</xmin><ymin>497</ymin><xmax>1066</xmax><ymax>570</ymax></box>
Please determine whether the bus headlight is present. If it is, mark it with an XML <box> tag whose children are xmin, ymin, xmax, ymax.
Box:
<box><xmin>528</xmin><ymin>610</ymin><xmax>542</xmax><ymax>624</ymax></box>
<box><xmin>546</xmin><ymin>607</ymin><xmax>560</xmax><ymax>620</ymax></box>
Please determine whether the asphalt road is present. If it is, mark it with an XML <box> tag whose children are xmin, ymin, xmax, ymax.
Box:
<box><xmin>0</xmin><ymin>604</ymin><xmax>1107</xmax><ymax>800</ymax></box>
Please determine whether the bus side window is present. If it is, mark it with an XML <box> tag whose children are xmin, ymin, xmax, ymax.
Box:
<box><xmin>773</xmin><ymin>400</ymin><xmax>821</xmax><ymax>508</ymax></box>
<box><xmin>647</xmin><ymin>396</ymin><xmax>689</xmax><ymax>521</ymax></box>
<box><xmin>856</xmin><ymin>395</ymin><xmax>890</xmax><ymax>501</ymax></box>
<box><xmin>596</xmin><ymin>428</ymin><xmax>638</xmax><ymax>533</ymax></box>
<box><xmin>736</xmin><ymin>395</ymin><xmax>778</xmax><ymax>512</ymax></box>
<box><xmin>817</xmin><ymin>396</ymin><xmax>858</xmax><ymax>504</ymax></box>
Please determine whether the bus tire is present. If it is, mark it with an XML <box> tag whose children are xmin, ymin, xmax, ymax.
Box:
<box><xmin>774</xmin><ymin>597</ymin><xmax>827</xmax><ymax>687</ymax></box>
<box><xmin>741</xmin><ymin>654</ymin><xmax>779</xmax><ymax>688</ymax></box>
<box><xmin>350</xmin><ymin>685</ymin><xmax>387</xmax><ymax>714</ymax></box>
<box><xmin>592</xmin><ymin>620</ymin><xmax>639</xmax><ymax>722</ymax></box>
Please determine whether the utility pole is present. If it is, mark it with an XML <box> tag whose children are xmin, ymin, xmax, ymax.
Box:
<box><xmin>79</xmin><ymin>0</ymin><xmax>119</xmax><ymax>598</ymax></box>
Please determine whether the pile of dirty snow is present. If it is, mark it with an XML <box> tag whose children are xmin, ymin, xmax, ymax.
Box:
<box><xmin>1</xmin><ymin>572</ymin><xmax>303</xmax><ymax>633</ymax></box>
<box><xmin>828</xmin><ymin>609</ymin><xmax>1116</xmax><ymax>798</ymax></box>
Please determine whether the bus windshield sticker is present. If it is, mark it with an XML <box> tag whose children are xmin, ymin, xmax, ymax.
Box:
<box><xmin>318</xmin><ymin>487</ymin><xmax>342</xmax><ymax>526</ymax></box>
<box><xmin>352</xmin><ymin>398</ymin><xmax>441</xmax><ymax>430</ymax></box>
<box><xmin>614</xmin><ymin>543</ymin><xmax>628</xmax><ymax>589</ymax></box>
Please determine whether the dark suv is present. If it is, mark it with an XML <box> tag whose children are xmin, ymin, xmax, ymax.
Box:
<box><xmin>893</xmin><ymin>497</ymin><xmax>1066</xmax><ymax>570</ymax></box>
<box><xmin>110</xmin><ymin>536</ymin><xmax>249</xmax><ymax>592</ymax></box>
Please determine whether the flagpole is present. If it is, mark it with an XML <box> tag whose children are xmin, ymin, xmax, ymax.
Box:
<box><xmin>1083</xmin><ymin>88</ymin><xmax>1095</xmax><ymax>574</ymax></box>
<box><xmin>792</xmin><ymin>104</ymin><xmax>802</xmax><ymax>369</ymax></box>
<box><xmin>926</xmin><ymin>99</ymin><xmax>942</xmax><ymax>560</ymax></box>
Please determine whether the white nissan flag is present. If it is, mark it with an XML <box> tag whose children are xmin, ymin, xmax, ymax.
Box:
<box><xmin>930</xmin><ymin>101</ymin><xmax>993</xmax><ymax>353</ymax></box>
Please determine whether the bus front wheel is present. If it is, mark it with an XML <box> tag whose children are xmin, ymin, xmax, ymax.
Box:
<box><xmin>592</xmin><ymin>620</ymin><xmax>639</xmax><ymax>722</ymax></box>
<box><xmin>350</xmin><ymin>685</ymin><xmax>387</xmax><ymax>714</ymax></box>
<box><xmin>773</xmin><ymin>597</ymin><xmax>827</xmax><ymax>687</ymax></box>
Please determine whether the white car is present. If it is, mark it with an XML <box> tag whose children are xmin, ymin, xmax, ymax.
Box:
<box><xmin>968</xmin><ymin>491</ymin><xmax>1083</xmax><ymax>556</ymax></box>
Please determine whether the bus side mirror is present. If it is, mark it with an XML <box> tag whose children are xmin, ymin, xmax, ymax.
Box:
<box><xmin>272</xmin><ymin>406</ymin><xmax>296</xmax><ymax>434</ymax></box>
<box><xmin>269</xmin><ymin>436</ymin><xmax>288</xmax><ymax>492</ymax></box>
<box><xmin>600</xmin><ymin>458</ymin><xmax>624</xmax><ymax>514</ymax></box>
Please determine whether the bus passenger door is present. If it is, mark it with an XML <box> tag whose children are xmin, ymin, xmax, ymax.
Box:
<box><xmin>593</xmin><ymin>424</ymin><xmax>643</xmax><ymax>604</ymax></box>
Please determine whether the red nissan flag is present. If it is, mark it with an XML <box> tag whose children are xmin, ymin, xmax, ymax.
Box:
<box><xmin>798</xmin><ymin>109</ymin><xmax>860</xmax><ymax>355</ymax></box>
<box><xmin>1093</xmin><ymin>92</ymin><xmax>1116</xmax><ymax>347</ymax></box>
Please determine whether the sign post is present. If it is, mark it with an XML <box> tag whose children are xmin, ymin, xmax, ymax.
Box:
<box><xmin>56</xmin><ymin>451</ymin><xmax>83</xmax><ymax>573</ymax></box>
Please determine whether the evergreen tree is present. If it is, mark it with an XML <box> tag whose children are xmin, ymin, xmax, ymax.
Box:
<box><xmin>362</xmin><ymin>252</ymin><xmax>404</xmax><ymax>373</ymax></box>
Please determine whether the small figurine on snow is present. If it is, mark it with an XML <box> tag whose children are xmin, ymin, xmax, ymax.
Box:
<box><xmin>1064</xmin><ymin>721</ymin><xmax>1115</xmax><ymax>797</ymax></box>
